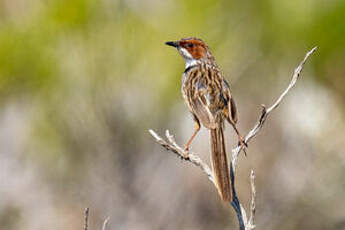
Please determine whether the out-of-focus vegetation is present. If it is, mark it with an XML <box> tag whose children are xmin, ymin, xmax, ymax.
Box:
<box><xmin>0</xmin><ymin>0</ymin><xmax>344</xmax><ymax>229</ymax></box>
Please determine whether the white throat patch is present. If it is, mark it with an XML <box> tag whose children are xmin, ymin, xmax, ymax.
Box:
<box><xmin>185</xmin><ymin>59</ymin><xmax>199</xmax><ymax>68</ymax></box>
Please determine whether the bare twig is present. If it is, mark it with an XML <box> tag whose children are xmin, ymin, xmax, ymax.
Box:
<box><xmin>149</xmin><ymin>129</ymin><xmax>215</xmax><ymax>185</ymax></box>
<box><xmin>246</xmin><ymin>170</ymin><xmax>256</xmax><ymax>230</ymax></box>
<box><xmin>232</xmin><ymin>170</ymin><xmax>256</xmax><ymax>230</ymax></box>
<box><xmin>231</xmin><ymin>46</ymin><xmax>317</xmax><ymax>169</ymax></box>
<box><xmin>229</xmin><ymin>47</ymin><xmax>316</xmax><ymax>230</ymax></box>
<box><xmin>83</xmin><ymin>208</ymin><xmax>110</xmax><ymax>230</ymax></box>
<box><xmin>102</xmin><ymin>217</ymin><xmax>110</xmax><ymax>230</ymax></box>
<box><xmin>149</xmin><ymin>47</ymin><xmax>317</xmax><ymax>230</ymax></box>
<box><xmin>84</xmin><ymin>208</ymin><xmax>89</xmax><ymax>230</ymax></box>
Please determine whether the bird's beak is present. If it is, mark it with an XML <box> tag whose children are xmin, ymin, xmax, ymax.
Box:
<box><xmin>165</xmin><ymin>41</ymin><xmax>179</xmax><ymax>48</ymax></box>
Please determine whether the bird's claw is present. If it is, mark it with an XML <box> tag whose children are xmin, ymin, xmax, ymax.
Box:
<box><xmin>182</xmin><ymin>146</ymin><xmax>190</xmax><ymax>160</ymax></box>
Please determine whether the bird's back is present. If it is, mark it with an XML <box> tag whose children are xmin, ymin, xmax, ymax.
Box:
<box><xmin>182</xmin><ymin>63</ymin><xmax>232</xmax><ymax>129</ymax></box>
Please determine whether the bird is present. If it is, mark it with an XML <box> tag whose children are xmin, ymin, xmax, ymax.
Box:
<box><xmin>165</xmin><ymin>37</ymin><xmax>246</xmax><ymax>202</ymax></box>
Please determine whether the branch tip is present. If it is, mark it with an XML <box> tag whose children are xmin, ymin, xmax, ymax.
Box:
<box><xmin>102</xmin><ymin>217</ymin><xmax>110</xmax><ymax>230</ymax></box>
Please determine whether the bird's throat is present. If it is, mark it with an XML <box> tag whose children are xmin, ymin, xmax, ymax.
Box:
<box><xmin>185</xmin><ymin>59</ymin><xmax>200</xmax><ymax>69</ymax></box>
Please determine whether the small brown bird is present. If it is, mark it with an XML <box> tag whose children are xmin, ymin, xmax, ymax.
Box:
<box><xmin>165</xmin><ymin>37</ymin><xmax>245</xmax><ymax>202</ymax></box>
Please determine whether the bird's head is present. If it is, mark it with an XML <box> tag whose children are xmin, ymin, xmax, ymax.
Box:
<box><xmin>165</xmin><ymin>37</ymin><xmax>215</xmax><ymax>67</ymax></box>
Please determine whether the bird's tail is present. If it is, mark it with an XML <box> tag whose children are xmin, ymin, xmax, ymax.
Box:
<box><xmin>210</xmin><ymin>125</ymin><xmax>232</xmax><ymax>202</ymax></box>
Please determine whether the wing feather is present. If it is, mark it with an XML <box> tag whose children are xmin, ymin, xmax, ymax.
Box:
<box><xmin>190</xmin><ymin>85</ymin><xmax>217</xmax><ymax>129</ymax></box>
<box><xmin>223</xmin><ymin>79</ymin><xmax>238</xmax><ymax>124</ymax></box>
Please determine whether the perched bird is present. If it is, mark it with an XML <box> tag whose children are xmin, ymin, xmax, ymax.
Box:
<box><xmin>165</xmin><ymin>37</ymin><xmax>245</xmax><ymax>202</ymax></box>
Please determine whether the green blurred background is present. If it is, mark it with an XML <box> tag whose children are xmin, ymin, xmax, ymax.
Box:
<box><xmin>0</xmin><ymin>0</ymin><xmax>344</xmax><ymax>229</ymax></box>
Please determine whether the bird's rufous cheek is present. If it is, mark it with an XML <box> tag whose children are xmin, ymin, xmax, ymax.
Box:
<box><xmin>191</xmin><ymin>47</ymin><xmax>205</xmax><ymax>59</ymax></box>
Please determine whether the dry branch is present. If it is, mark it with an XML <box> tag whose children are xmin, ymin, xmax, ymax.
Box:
<box><xmin>84</xmin><ymin>208</ymin><xmax>89</xmax><ymax>230</ymax></box>
<box><xmin>248</xmin><ymin>170</ymin><xmax>256</xmax><ymax>229</ymax></box>
<box><xmin>231</xmin><ymin>47</ymin><xmax>317</xmax><ymax>169</ymax></box>
<box><xmin>149</xmin><ymin>47</ymin><xmax>317</xmax><ymax>230</ymax></box>
<box><xmin>102</xmin><ymin>217</ymin><xmax>110</xmax><ymax>230</ymax></box>
<box><xmin>82</xmin><ymin>208</ymin><xmax>110</xmax><ymax>230</ymax></box>
<box><xmin>149</xmin><ymin>129</ymin><xmax>215</xmax><ymax>185</ymax></box>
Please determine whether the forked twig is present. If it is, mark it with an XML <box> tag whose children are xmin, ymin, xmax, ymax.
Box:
<box><xmin>149</xmin><ymin>129</ymin><xmax>215</xmax><ymax>185</ymax></box>
<box><xmin>230</xmin><ymin>46</ymin><xmax>316</xmax><ymax>230</ymax></box>
<box><xmin>231</xmin><ymin>47</ymin><xmax>318</xmax><ymax>168</ymax></box>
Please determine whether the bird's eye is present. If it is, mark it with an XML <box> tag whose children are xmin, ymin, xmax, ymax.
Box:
<box><xmin>187</xmin><ymin>43</ymin><xmax>194</xmax><ymax>48</ymax></box>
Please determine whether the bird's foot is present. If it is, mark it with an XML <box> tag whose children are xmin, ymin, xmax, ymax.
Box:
<box><xmin>183</xmin><ymin>145</ymin><xmax>190</xmax><ymax>159</ymax></box>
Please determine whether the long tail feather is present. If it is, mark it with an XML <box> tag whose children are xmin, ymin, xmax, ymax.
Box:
<box><xmin>210</xmin><ymin>126</ymin><xmax>232</xmax><ymax>202</ymax></box>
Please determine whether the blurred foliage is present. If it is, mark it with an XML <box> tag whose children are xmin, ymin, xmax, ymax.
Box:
<box><xmin>0</xmin><ymin>0</ymin><xmax>344</xmax><ymax>229</ymax></box>
<box><xmin>0</xmin><ymin>0</ymin><xmax>344</xmax><ymax>101</ymax></box>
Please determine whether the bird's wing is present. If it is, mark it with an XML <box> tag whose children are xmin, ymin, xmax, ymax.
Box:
<box><xmin>223</xmin><ymin>79</ymin><xmax>238</xmax><ymax>124</ymax></box>
<box><xmin>190</xmin><ymin>81</ymin><xmax>218</xmax><ymax>129</ymax></box>
<box><xmin>229</xmin><ymin>96</ymin><xmax>238</xmax><ymax>124</ymax></box>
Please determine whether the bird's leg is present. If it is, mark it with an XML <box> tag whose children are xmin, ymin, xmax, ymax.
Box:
<box><xmin>184</xmin><ymin>120</ymin><xmax>201</xmax><ymax>152</ymax></box>
<box><xmin>229</xmin><ymin>121</ymin><xmax>248</xmax><ymax>156</ymax></box>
